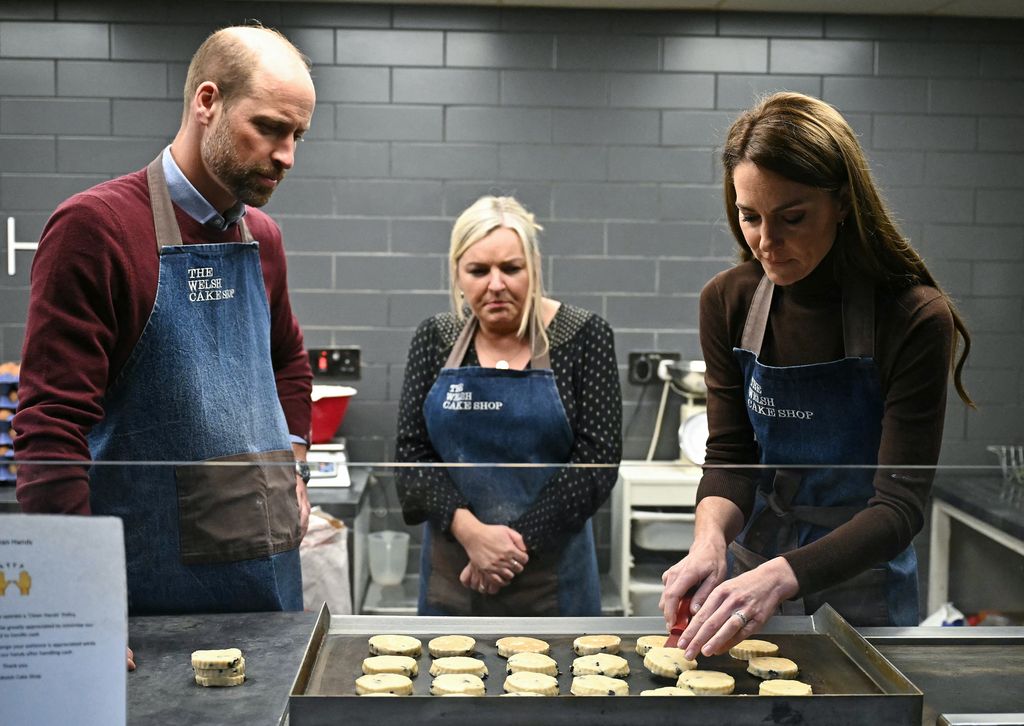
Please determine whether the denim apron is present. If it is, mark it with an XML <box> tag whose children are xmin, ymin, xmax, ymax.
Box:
<box><xmin>727</xmin><ymin>273</ymin><xmax>918</xmax><ymax>626</ymax></box>
<box><xmin>419</xmin><ymin>317</ymin><xmax>601</xmax><ymax>616</ymax></box>
<box><xmin>86</xmin><ymin>156</ymin><xmax>302</xmax><ymax>615</ymax></box>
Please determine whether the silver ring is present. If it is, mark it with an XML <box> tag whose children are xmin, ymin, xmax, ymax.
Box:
<box><xmin>733</xmin><ymin>610</ymin><xmax>749</xmax><ymax>627</ymax></box>
<box><xmin>478</xmin><ymin>585</ymin><xmax>486</xmax><ymax>593</ymax></box>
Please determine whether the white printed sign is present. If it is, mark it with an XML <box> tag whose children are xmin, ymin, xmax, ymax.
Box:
<box><xmin>746</xmin><ymin>377</ymin><xmax>815</xmax><ymax>420</ymax></box>
<box><xmin>442</xmin><ymin>382</ymin><xmax>504</xmax><ymax>411</ymax></box>
<box><xmin>187</xmin><ymin>265</ymin><xmax>236</xmax><ymax>303</ymax></box>
<box><xmin>0</xmin><ymin>515</ymin><xmax>127</xmax><ymax>726</ymax></box>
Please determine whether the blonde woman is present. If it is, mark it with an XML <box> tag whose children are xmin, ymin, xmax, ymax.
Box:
<box><xmin>661</xmin><ymin>92</ymin><xmax>973</xmax><ymax>655</ymax></box>
<box><xmin>396</xmin><ymin>196</ymin><xmax>622</xmax><ymax>616</ymax></box>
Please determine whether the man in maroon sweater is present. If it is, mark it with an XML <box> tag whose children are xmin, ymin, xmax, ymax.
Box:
<box><xmin>14</xmin><ymin>26</ymin><xmax>316</xmax><ymax>655</ymax></box>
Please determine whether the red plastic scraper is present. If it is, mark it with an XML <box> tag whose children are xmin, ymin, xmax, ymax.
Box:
<box><xmin>664</xmin><ymin>590</ymin><xmax>694</xmax><ymax>648</ymax></box>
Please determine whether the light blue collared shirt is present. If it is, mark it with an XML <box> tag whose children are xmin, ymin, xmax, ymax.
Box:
<box><xmin>161</xmin><ymin>146</ymin><xmax>246</xmax><ymax>230</ymax></box>
<box><xmin>160</xmin><ymin>148</ymin><xmax>308</xmax><ymax>448</ymax></box>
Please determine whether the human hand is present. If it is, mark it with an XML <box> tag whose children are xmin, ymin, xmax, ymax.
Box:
<box><xmin>450</xmin><ymin>510</ymin><xmax>528</xmax><ymax>584</ymax></box>
<box><xmin>292</xmin><ymin>443</ymin><xmax>311</xmax><ymax>539</ymax></box>
<box><xmin>675</xmin><ymin>556</ymin><xmax>799</xmax><ymax>661</ymax></box>
<box><xmin>295</xmin><ymin>477</ymin><xmax>310</xmax><ymax>539</ymax></box>
<box><xmin>659</xmin><ymin>535</ymin><xmax>729</xmax><ymax>632</ymax></box>
<box><xmin>127</xmin><ymin>646</ymin><xmax>136</xmax><ymax>671</ymax></box>
<box><xmin>459</xmin><ymin>561</ymin><xmax>514</xmax><ymax>595</ymax></box>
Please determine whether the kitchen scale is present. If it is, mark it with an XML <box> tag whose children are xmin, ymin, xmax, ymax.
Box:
<box><xmin>307</xmin><ymin>438</ymin><xmax>351</xmax><ymax>487</ymax></box>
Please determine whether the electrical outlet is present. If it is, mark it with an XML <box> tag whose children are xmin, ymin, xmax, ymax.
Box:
<box><xmin>627</xmin><ymin>351</ymin><xmax>681</xmax><ymax>385</ymax></box>
<box><xmin>309</xmin><ymin>346</ymin><xmax>360</xmax><ymax>380</ymax></box>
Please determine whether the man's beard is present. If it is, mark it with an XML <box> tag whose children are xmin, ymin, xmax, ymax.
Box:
<box><xmin>201</xmin><ymin>114</ymin><xmax>283</xmax><ymax>208</ymax></box>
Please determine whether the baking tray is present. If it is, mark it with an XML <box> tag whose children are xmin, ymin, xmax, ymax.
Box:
<box><xmin>289</xmin><ymin>604</ymin><xmax>921</xmax><ymax>725</ymax></box>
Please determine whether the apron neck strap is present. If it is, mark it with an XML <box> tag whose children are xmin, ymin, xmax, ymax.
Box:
<box><xmin>146</xmin><ymin>155</ymin><xmax>255</xmax><ymax>251</ymax></box>
<box><xmin>238</xmin><ymin>216</ymin><xmax>254</xmax><ymax>243</ymax></box>
<box><xmin>146</xmin><ymin>155</ymin><xmax>183</xmax><ymax>252</ymax></box>
<box><xmin>444</xmin><ymin>316</ymin><xmax>550</xmax><ymax>370</ymax></box>
<box><xmin>740</xmin><ymin>270</ymin><xmax>876</xmax><ymax>359</ymax></box>
<box><xmin>739</xmin><ymin>274</ymin><xmax>773</xmax><ymax>357</ymax></box>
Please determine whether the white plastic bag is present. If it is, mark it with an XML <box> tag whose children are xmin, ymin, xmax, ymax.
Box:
<box><xmin>299</xmin><ymin>507</ymin><xmax>352</xmax><ymax>614</ymax></box>
<box><xmin>920</xmin><ymin>601</ymin><xmax>964</xmax><ymax>626</ymax></box>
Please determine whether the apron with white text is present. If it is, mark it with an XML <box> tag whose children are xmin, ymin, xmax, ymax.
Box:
<box><xmin>728</xmin><ymin>273</ymin><xmax>919</xmax><ymax>626</ymax></box>
<box><xmin>87</xmin><ymin>156</ymin><xmax>302</xmax><ymax>615</ymax></box>
<box><xmin>419</xmin><ymin>318</ymin><xmax>601</xmax><ymax>616</ymax></box>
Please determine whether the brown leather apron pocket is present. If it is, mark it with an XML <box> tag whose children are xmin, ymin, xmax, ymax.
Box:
<box><xmin>427</xmin><ymin>532</ymin><xmax>559</xmax><ymax>616</ymax></box>
<box><xmin>730</xmin><ymin>541</ymin><xmax>890</xmax><ymax>625</ymax></box>
<box><xmin>803</xmin><ymin>566</ymin><xmax>891</xmax><ymax>627</ymax></box>
<box><xmin>175</xmin><ymin>449</ymin><xmax>300</xmax><ymax>565</ymax></box>
<box><xmin>426</xmin><ymin>533</ymin><xmax>473</xmax><ymax>613</ymax></box>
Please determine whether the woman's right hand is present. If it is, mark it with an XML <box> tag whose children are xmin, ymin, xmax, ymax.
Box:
<box><xmin>450</xmin><ymin>508</ymin><xmax>529</xmax><ymax>585</ymax></box>
<box><xmin>658</xmin><ymin>534</ymin><xmax>729</xmax><ymax>629</ymax></box>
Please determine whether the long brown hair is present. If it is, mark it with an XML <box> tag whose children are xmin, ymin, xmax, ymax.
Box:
<box><xmin>722</xmin><ymin>91</ymin><xmax>973</xmax><ymax>406</ymax></box>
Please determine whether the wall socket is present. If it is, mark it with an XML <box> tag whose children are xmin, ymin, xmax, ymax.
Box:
<box><xmin>309</xmin><ymin>347</ymin><xmax>360</xmax><ymax>380</ymax></box>
<box><xmin>627</xmin><ymin>351</ymin><xmax>681</xmax><ymax>385</ymax></box>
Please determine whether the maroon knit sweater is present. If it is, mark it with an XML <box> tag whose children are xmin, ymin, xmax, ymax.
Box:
<box><xmin>14</xmin><ymin>168</ymin><xmax>312</xmax><ymax>514</ymax></box>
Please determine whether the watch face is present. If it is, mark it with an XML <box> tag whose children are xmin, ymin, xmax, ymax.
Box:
<box><xmin>296</xmin><ymin>461</ymin><xmax>311</xmax><ymax>483</ymax></box>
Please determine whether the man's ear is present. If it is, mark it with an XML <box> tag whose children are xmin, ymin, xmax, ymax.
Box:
<box><xmin>192</xmin><ymin>81</ymin><xmax>221</xmax><ymax>127</ymax></box>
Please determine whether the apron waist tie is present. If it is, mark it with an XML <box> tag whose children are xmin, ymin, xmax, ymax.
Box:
<box><xmin>748</xmin><ymin>468</ymin><xmax>867</xmax><ymax>553</ymax></box>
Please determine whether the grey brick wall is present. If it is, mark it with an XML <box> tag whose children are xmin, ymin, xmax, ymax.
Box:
<box><xmin>1</xmin><ymin>3</ymin><xmax>1022</xmax><ymax>474</ymax></box>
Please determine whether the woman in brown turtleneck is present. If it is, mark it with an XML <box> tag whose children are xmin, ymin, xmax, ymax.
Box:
<box><xmin>660</xmin><ymin>92</ymin><xmax>974</xmax><ymax>660</ymax></box>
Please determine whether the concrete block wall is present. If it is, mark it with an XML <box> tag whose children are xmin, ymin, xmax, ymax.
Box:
<box><xmin>1</xmin><ymin>2</ymin><xmax>1022</xmax><ymax>471</ymax></box>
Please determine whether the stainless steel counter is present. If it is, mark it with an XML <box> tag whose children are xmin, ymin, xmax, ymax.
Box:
<box><xmin>864</xmin><ymin>626</ymin><xmax>1024</xmax><ymax>726</ymax></box>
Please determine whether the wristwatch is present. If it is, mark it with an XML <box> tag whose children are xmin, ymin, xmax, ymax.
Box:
<box><xmin>295</xmin><ymin>460</ymin><xmax>311</xmax><ymax>485</ymax></box>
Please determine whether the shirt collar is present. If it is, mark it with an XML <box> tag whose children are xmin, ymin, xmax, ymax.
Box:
<box><xmin>161</xmin><ymin>146</ymin><xmax>246</xmax><ymax>231</ymax></box>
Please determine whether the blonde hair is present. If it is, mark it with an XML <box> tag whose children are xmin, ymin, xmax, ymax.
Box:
<box><xmin>449</xmin><ymin>196</ymin><xmax>548</xmax><ymax>353</ymax></box>
<box><xmin>722</xmin><ymin>91</ymin><xmax>973</xmax><ymax>406</ymax></box>
<box><xmin>182</xmin><ymin>24</ymin><xmax>310</xmax><ymax>119</ymax></box>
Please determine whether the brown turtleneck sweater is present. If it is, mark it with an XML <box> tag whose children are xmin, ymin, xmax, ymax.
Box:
<box><xmin>697</xmin><ymin>246</ymin><xmax>954</xmax><ymax>597</ymax></box>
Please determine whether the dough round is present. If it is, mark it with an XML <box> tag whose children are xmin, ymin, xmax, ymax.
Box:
<box><xmin>500</xmin><ymin>691</ymin><xmax>544</xmax><ymax>696</ymax></box>
<box><xmin>368</xmin><ymin>634</ymin><xmax>422</xmax><ymax>657</ymax></box>
<box><xmin>678</xmin><ymin>670</ymin><xmax>735</xmax><ymax>695</ymax></box>
<box><xmin>362</xmin><ymin>655</ymin><xmax>418</xmax><ymax>677</ymax></box>
<box><xmin>570</xmin><ymin>653</ymin><xmax>629</xmax><ymax>678</ymax></box>
<box><xmin>643</xmin><ymin>647</ymin><xmax>698</xmax><ymax>678</ymax></box>
<box><xmin>430</xmin><ymin>673</ymin><xmax>486</xmax><ymax>696</ymax></box>
<box><xmin>640</xmin><ymin>686</ymin><xmax>696</xmax><ymax>696</ymax></box>
<box><xmin>503</xmin><ymin>671</ymin><xmax>559</xmax><ymax>696</ymax></box>
<box><xmin>355</xmin><ymin>673</ymin><xmax>414</xmax><ymax>695</ymax></box>
<box><xmin>635</xmin><ymin>635</ymin><xmax>667</xmax><ymax>656</ymax></box>
<box><xmin>729</xmin><ymin>639</ymin><xmax>780</xmax><ymax>660</ymax></box>
<box><xmin>570</xmin><ymin>674</ymin><xmax>629</xmax><ymax>696</ymax></box>
<box><xmin>747</xmin><ymin>656</ymin><xmax>799</xmax><ymax>680</ymax></box>
<box><xmin>194</xmin><ymin>657</ymin><xmax>245</xmax><ymax>678</ymax></box>
<box><xmin>573</xmin><ymin>634</ymin><xmax>621</xmax><ymax>655</ymax></box>
<box><xmin>191</xmin><ymin>648</ymin><xmax>242</xmax><ymax>670</ymax></box>
<box><xmin>430</xmin><ymin>656</ymin><xmax>488</xmax><ymax>679</ymax></box>
<box><xmin>194</xmin><ymin>673</ymin><xmax>245</xmax><ymax>687</ymax></box>
<box><xmin>428</xmin><ymin>635</ymin><xmax>476</xmax><ymax>658</ymax></box>
<box><xmin>759</xmin><ymin>679</ymin><xmax>813</xmax><ymax>696</ymax></box>
<box><xmin>506</xmin><ymin>651</ymin><xmax>558</xmax><ymax>677</ymax></box>
<box><xmin>496</xmin><ymin>636</ymin><xmax>550</xmax><ymax>658</ymax></box>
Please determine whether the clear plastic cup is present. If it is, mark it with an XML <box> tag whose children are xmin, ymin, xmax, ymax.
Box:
<box><xmin>367</xmin><ymin>530</ymin><xmax>410</xmax><ymax>586</ymax></box>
